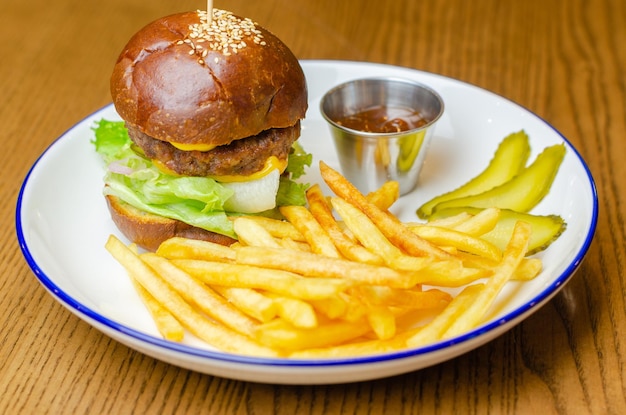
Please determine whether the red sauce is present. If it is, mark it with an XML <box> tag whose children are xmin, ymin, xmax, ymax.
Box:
<box><xmin>336</xmin><ymin>105</ymin><xmax>427</xmax><ymax>133</ymax></box>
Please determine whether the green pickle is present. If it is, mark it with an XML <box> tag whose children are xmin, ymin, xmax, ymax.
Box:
<box><xmin>417</xmin><ymin>130</ymin><xmax>568</xmax><ymax>255</ymax></box>
<box><xmin>417</xmin><ymin>130</ymin><xmax>531</xmax><ymax>219</ymax></box>
<box><xmin>431</xmin><ymin>207</ymin><xmax>567</xmax><ymax>255</ymax></box>
<box><xmin>431</xmin><ymin>143</ymin><xmax>566</xmax><ymax>213</ymax></box>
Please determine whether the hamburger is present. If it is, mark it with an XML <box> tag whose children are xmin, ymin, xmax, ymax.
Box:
<box><xmin>93</xmin><ymin>9</ymin><xmax>310</xmax><ymax>251</ymax></box>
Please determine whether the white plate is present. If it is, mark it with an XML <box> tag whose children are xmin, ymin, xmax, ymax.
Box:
<box><xmin>16</xmin><ymin>60</ymin><xmax>598</xmax><ymax>385</ymax></box>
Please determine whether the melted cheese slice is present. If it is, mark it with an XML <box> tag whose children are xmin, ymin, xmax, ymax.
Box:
<box><xmin>152</xmin><ymin>156</ymin><xmax>288</xmax><ymax>183</ymax></box>
<box><xmin>210</xmin><ymin>156</ymin><xmax>288</xmax><ymax>182</ymax></box>
<box><xmin>170</xmin><ymin>142</ymin><xmax>218</xmax><ymax>152</ymax></box>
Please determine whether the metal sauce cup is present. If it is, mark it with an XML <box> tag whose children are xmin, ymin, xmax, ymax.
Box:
<box><xmin>320</xmin><ymin>77</ymin><xmax>444</xmax><ymax>195</ymax></box>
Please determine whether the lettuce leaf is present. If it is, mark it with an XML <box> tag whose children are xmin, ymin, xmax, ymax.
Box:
<box><xmin>91</xmin><ymin>119</ymin><xmax>311</xmax><ymax>238</ymax></box>
<box><xmin>286</xmin><ymin>142</ymin><xmax>313</xmax><ymax>179</ymax></box>
<box><xmin>276</xmin><ymin>177</ymin><xmax>309</xmax><ymax>206</ymax></box>
<box><xmin>277</xmin><ymin>142</ymin><xmax>312</xmax><ymax>206</ymax></box>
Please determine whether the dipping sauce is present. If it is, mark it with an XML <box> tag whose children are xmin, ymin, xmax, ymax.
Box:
<box><xmin>335</xmin><ymin>105</ymin><xmax>428</xmax><ymax>133</ymax></box>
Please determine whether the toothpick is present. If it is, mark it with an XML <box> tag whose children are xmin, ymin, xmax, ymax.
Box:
<box><xmin>207</xmin><ymin>0</ymin><xmax>213</xmax><ymax>21</ymax></box>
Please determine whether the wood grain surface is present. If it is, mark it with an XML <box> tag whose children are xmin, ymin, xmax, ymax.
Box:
<box><xmin>1</xmin><ymin>0</ymin><xmax>624</xmax><ymax>413</ymax></box>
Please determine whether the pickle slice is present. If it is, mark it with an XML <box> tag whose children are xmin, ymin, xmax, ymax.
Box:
<box><xmin>431</xmin><ymin>143</ymin><xmax>566</xmax><ymax>214</ymax></box>
<box><xmin>430</xmin><ymin>207</ymin><xmax>567</xmax><ymax>255</ymax></box>
<box><xmin>417</xmin><ymin>130</ymin><xmax>531</xmax><ymax>219</ymax></box>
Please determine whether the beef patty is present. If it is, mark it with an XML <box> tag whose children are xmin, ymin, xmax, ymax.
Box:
<box><xmin>127</xmin><ymin>122</ymin><xmax>300</xmax><ymax>177</ymax></box>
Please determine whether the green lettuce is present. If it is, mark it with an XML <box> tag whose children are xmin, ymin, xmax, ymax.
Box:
<box><xmin>277</xmin><ymin>142</ymin><xmax>312</xmax><ymax>206</ymax></box>
<box><xmin>91</xmin><ymin>119</ymin><xmax>311</xmax><ymax>239</ymax></box>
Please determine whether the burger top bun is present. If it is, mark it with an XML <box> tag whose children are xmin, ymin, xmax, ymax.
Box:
<box><xmin>110</xmin><ymin>10</ymin><xmax>307</xmax><ymax>147</ymax></box>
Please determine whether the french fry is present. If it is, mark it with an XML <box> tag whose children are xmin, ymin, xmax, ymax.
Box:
<box><xmin>156</xmin><ymin>237</ymin><xmax>235</xmax><ymax>261</ymax></box>
<box><xmin>442</xmin><ymin>221</ymin><xmax>532</xmax><ymax>337</ymax></box>
<box><xmin>387</xmin><ymin>254</ymin><xmax>446</xmax><ymax>273</ymax></box>
<box><xmin>406</xmin><ymin>283</ymin><xmax>485</xmax><ymax>347</ymax></box>
<box><xmin>233</xmin><ymin>217</ymin><xmax>282</xmax><ymax>248</ymax></box>
<box><xmin>279</xmin><ymin>205</ymin><xmax>341</xmax><ymax>258</ymax></box>
<box><xmin>351</xmin><ymin>285</ymin><xmax>453</xmax><ymax>310</ymax></box>
<box><xmin>307</xmin><ymin>184</ymin><xmax>384</xmax><ymax>265</ymax></box>
<box><xmin>129</xmin><ymin>275</ymin><xmax>184</xmax><ymax>341</ymax></box>
<box><xmin>339</xmin><ymin>292</ymin><xmax>370</xmax><ymax>323</ymax></box>
<box><xmin>331</xmin><ymin>197</ymin><xmax>438</xmax><ymax>272</ymax></box>
<box><xmin>290</xmin><ymin>328</ymin><xmax>417</xmax><ymax>358</ymax></box>
<box><xmin>409</xmin><ymin>225</ymin><xmax>503</xmax><ymax>261</ymax></box>
<box><xmin>140</xmin><ymin>253</ymin><xmax>259</xmax><ymax>337</ymax></box>
<box><xmin>290</xmin><ymin>339</ymin><xmax>397</xmax><ymax>358</ymax></box>
<box><xmin>450</xmin><ymin>207</ymin><xmax>501</xmax><ymax>236</ymax></box>
<box><xmin>420</xmin><ymin>211</ymin><xmax>473</xmax><ymax>229</ymax></box>
<box><xmin>277</xmin><ymin>237</ymin><xmax>312</xmax><ymax>252</ymax></box>
<box><xmin>264</xmin><ymin>292</ymin><xmax>318</xmax><ymax>328</ymax></box>
<box><xmin>240</xmin><ymin>215</ymin><xmax>306</xmax><ymax>241</ymax></box>
<box><xmin>512</xmin><ymin>258</ymin><xmax>543</xmax><ymax>281</ymax></box>
<box><xmin>172</xmin><ymin>259</ymin><xmax>352</xmax><ymax>300</ymax></box>
<box><xmin>365</xmin><ymin>180</ymin><xmax>400</xmax><ymax>211</ymax></box>
<box><xmin>457</xmin><ymin>253</ymin><xmax>542</xmax><ymax>281</ymax></box>
<box><xmin>234</xmin><ymin>245</ymin><xmax>427</xmax><ymax>289</ymax></box>
<box><xmin>255</xmin><ymin>319</ymin><xmax>372</xmax><ymax>351</ymax></box>
<box><xmin>365</xmin><ymin>305</ymin><xmax>396</xmax><ymax>340</ymax></box>
<box><xmin>106</xmin><ymin>163</ymin><xmax>548</xmax><ymax>359</ymax></box>
<box><xmin>330</xmin><ymin>196</ymin><xmax>403</xmax><ymax>259</ymax></box>
<box><xmin>414</xmin><ymin>261</ymin><xmax>492</xmax><ymax>287</ymax></box>
<box><xmin>105</xmin><ymin>235</ymin><xmax>279</xmax><ymax>357</ymax></box>
<box><xmin>210</xmin><ymin>285</ymin><xmax>278</xmax><ymax>323</ymax></box>
<box><xmin>309</xmin><ymin>296</ymin><xmax>349</xmax><ymax>319</ymax></box>
<box><xmin>320</xmin><ymin>161</ymin><xmax>450</xmax><ymax>259</ymax></box>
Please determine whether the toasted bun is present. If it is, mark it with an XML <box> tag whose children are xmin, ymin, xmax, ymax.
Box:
<box><xmin>110</xmin><ymin>10</ymin><xmax>307</xmax><ymax>147</ymax></box>
<box><xmin>106</xmin><ymin>195</ymin><xmax>236</xmax><ymax>252</ymax></box>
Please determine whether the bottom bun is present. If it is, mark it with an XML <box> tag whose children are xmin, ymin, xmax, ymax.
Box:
<box><xmin>106</xmin><ymin>195</ymin><xmax>236</xmax><ymax>252</ymax></box>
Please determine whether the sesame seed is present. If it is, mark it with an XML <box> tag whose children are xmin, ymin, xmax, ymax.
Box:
<box><xmin>176</xmin><ymin>9</ymin><xmax>267</xmax><ymax>64</ymax></box>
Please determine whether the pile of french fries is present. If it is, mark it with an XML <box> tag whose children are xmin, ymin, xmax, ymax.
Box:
<box><xmin>106</xmin><ymin>161</ymin><xmax>540</xmax><ymax>358</ymax></box>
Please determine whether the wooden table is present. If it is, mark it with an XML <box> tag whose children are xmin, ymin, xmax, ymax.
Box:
<box><xmin>2</xmin><ymin>0</ymin><xmax>624</xmax><ymax>413</ymax></box>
